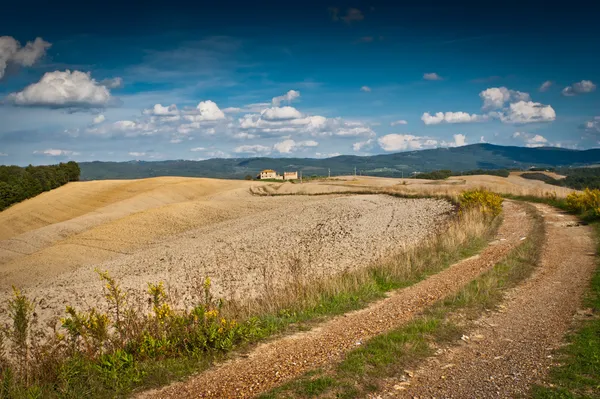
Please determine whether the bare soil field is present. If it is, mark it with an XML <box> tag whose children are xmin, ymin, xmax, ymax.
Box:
<box><xmin>0</xmin><ymin>177</ymin><xmax>453</xmax><ymax>329</ymax></box>
<box><xmin>257</xmin><ymin>173</ymin><xmax>576</xmax><ymax>198</ymax></box>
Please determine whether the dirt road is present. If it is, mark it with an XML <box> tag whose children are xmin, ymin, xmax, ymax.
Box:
<box><xmin>137</xmin><ymin>201</ymin><xmax>531</xmax><ymax>399</ymax></box>
<box><xmin>379</xmin><ymin>203</ymin><xmax>596</xmax><ymax>398</ymax></box>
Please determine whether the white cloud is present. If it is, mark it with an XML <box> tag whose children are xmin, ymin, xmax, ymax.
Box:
<box><xmin>272</xmin><ymin>90</ymin><xmax>300</xmax><ymax>106</ymax></box>
<box><xmin>479</xmin><ymin>87</ymin><xmax>531</xmax><ymax>110</ymax></box>
<box><xmin>223</xmin><ymin>107</ymin><xmax>242</xmax><ymax>113</ymax></box>
<box><xmin>92</xmin><ymin>114</ymin><xmax>105</xmax><ymax>124</ymax></box>
<box><xmin>233</xmin><ymin>132</ymin><xmax>257</xmax><ymax>139</ymax></box>
<box><xmin>360</xmin><ymin>86</ymin><xmax>371</xmax><ymax>92</ymax></box>
<box><xmin>6</xmin><ymin>70</ymin><xmax>112</xmax><ymax>108</ymax></box>
<box><xmin>184</xmin><ymin>100</ymin><xmax>225</xmax><ymax>122</ymax></box>
<box><xmin>452</xmin><ymin>134</ymin><xmax>466</xmax><ymax>147</ymax></box>
<box><xmin>99</xmin><ymin>77</ymin><xmax>123</xmax><ymax>89</ymax></box>
<box><xmin>378</xmin><ymin>134</ymin><xmax>438</xmax><ymax>152</ymax></box>
<box><xmin>539</xmin><ymin>81</ymin><xmax>553</xmax><ymax>92</ymax></box>
<box><xmin>421</xmin><ymin>111</ymin><xmax>482</xmax><ymax>125</ymax></box>
<box><xmin>512</xmin><ymin>132</ymin><xmax>549</xmax><ymax>147</ymax></box>
<box><xmin>582</xmin><ymin>116</ymin><xmax>600</xmax><ymax>133</ymax></box>
<box><xmin>144</xmin><ymin>103</ymin><xmax>179</xmax><ymax>116</ymax></box>
<box><xmin>423</xmin><ymin>72</ymin><xmax>443</xmax><ymax>81</ymax></box>
<box><xmin>190</xmin><ymin>147</ymin><xmax>206</xmax><ymax>152</ymax></box>
<box><xmin>0</xmin><ymin>152</ymin><xmax>7</xmax><ymax>156</ymax></box>
<box><xmin>170</xmin><ymin>138</ymin><xmax>183</xmax><ymax>144</ymax></box>
<box><xmin>500</xmin><ymin>101</ymin><xmax>556</xmax><ymax>123</ymax></box>
<box><xmin>273</xmin><ymin>139</ymin><xmax>318</xmax><ymax>154</ymax></box>
<box><xmin>562</xmin><ymin>80</ymin><xmax>596</xmax><ymax>96</ymax></box>
<box><xmin>315</xmin><ymin>152</ymin><xmax>342</xmax><ymax>158</ymax></box>
<box><xmin>353</xmin><ymin>139</ymin><xmax>374</xmax><ymax>152</ymax></box>
<box><xmin>128</xmin><ymin>152</ymin><xmax>146</xmax><ymax>157</ymax></box>
<box><xmin>334</xmin><ymin>126</ymin><xmax>376</xmax><ymax>137</ymax></box>
<box><xmin>261</xmin><ymin>106</ymin><xmax>302</xmax><ymax>121</ymax></box>
<box><xmin>233</xmin><ymin>145</ymin><xmax>272</xmax><ymax>155</ymax></box>
<box><xmin>33</xmin><ymin>148</ymin><xmax>79</xmax><ymax>156</ymax></box>
<box><xmin>86</xmin><ymin>120</ymin><xmax>159</xmax><ymax>137</ymax></box>
<box><xmin>0</xmin><ymin>36</ymin><xmax>51</xmax><ymax>79</ymax></box>
<box><xmin>238</xmin><ymin>108</ymin><xmax>371</xmax><ymax>139</ymax></box>
<box><xmin>390</xmin><ymin>120</ymin><xmax>407</xmax><ymax>126</ymax></box>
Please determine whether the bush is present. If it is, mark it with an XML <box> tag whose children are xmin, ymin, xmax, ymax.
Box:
<box><xmin>565</xmin><ymin>188</ymin><xmax>600</xmax><ymax>219</ymax></box>
<box><xmin>459</xmin><ymin>189</ymin><xmax>503</xmax><ymax>217</ymax></box>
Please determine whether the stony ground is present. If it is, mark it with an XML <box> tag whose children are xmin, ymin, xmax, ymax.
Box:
<box><xmin>0</xmin><ymin>190</ymin><xmax>453</xmax><ymax>330</ymax></box>
<box><xmin>376</xmin><ymin>203</ymin><xmax>596</xmax><ymax>398</ymax></box>
<box><xmin>137</xmin><ymin>201</ymin><xmax>531</xmax><ymax>399</ymax></box>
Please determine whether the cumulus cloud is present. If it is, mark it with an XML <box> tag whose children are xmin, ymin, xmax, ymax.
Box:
<box><xmin>100</xmin><ymin>77</ymin><xmax>123</xmax><ymax>89</ymax></box>
<box><xmin>238</xmin><ymin>108</ymin><xmax>372</xmax><ymax>139</ymax></box>
<box><xmin>423</xmin><ymin>72</ymin><xmax>443</xmax><ymax>81</ymax></box>
<box><xmin>479</xmin><ymin>87</ymin><xmax>531</xmax><ymax>110</ymax></box>
<box><xmin>378</xmin><ymin>134</ymin><xmax>438</xmax><ymax>152</ymax></box>
<box><xmin>390</xmin><ymin>120</ymin><xmax>408</xmax><ymax>126</ymax></box>
<box><xmin>273</xmin><ymin>139</ymin><xmax>318</xmax><ymax>154</ymax></box>
<box><xmin>421</xmin><ymin>111</ymin><xmax>482</xmax><ymax>125</ymax></box>
<box><xmin>512</xmin><ymin>132</ymin><xmax>549</xmax><ymax>147</ymax></box>
<box><xmin>184</xmin><ymin>100</ymin><xmax>225</xmax><ymax>122</ymax></box>
<box><xmin>33</xmin><ymin>148</ymin><xmax>79</xmax><ymax>157</ymax></box>
<box><xmin>446</xmin><ymin>134</ymin><xmax>467</xmax><ymax>147</ymax></box>
<box><xmin>92</xmin><ymin>114</ymin><xmax>105</xmax><ymax>124</ymax></box>
<box><xmin>190</xmin><ymin>147</ymin><xmax>206</xmax><ymax>152</ymax></box>
<box><xmin>233</xmin><ymin>144</ymin><xmax>272</xmax><ymax>155</ymax></box>
<box><xmin>272</xmin><ymin>90</ymin><xmax>300</xmax><ymax>106</ymax></box>
<box><xmin>500</xmin><ymin>101</ymin><xmax>556</xmax><ymax>124</ymax></box>
<box><xmin>539</xmin><ymin>81</ymin><xmax>553</xmax><ymax>92</ymax></box>
<box><xmin>360</xmin><ymin>86</ymin><xmax>371</xmax><ymax>92</ymax></box>
<box><xmin>128</xmin><ymin>152</ymin><xmax>146</xmax><ymax>157</ymax></box>
<box><xmin>562</xmin><ymin>80</ymin><xmax>596</xmax><ymax>96</ymax></box>
<box><xmin>6</xmin><ymin>70</ymin><xmax>113</xmax><ymax>108</ymax></box>
<box><xmin>261</xmin><ymin>106</ymin><xmax>302</xmax><ymax>121</ymax></box>
<box><xmin>0</xmin><ymin>36</ymin><xmax>51</xmax><ymax>79</ymax></box>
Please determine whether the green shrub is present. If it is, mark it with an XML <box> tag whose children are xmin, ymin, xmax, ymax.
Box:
<box><xmin>459</xmin><ymin>189</ymin><xmax>503</xmax><ymax>217</ymax></box>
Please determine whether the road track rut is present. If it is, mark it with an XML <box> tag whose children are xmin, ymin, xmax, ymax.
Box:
<box><xmin>380</xmin><ymin>203</ymin><xmax>596</xmax><ymax>398</ymax></box>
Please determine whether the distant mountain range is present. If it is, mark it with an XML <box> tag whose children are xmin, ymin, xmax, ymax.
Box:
<box><xmin>79</xmin><ymin>144</ymin><xmax>600</xmax><ymax>180</ymax></box>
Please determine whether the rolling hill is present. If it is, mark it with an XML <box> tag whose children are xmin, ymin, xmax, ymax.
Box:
<box><xmin>79</xmin><ymin>144</ymin><xmax>600</xmax><ymax>180</ymax></box>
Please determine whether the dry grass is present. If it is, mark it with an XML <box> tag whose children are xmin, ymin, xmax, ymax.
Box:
<box><xmin>223</xmin><ymin>206</ymin><xmax>495</xmax><ymax>321</ymax></box>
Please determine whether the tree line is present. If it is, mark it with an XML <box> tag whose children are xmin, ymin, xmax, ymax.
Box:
<box><xmin>0</xmin><ymin>161</ymin><xmax>80</xmax><ymax>211</ymax></box>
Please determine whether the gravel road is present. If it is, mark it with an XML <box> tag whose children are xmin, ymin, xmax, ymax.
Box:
<box><xmin>379</xmin><ymin>203</ymin><xmax>596</xmax><ymax>398</ymax></box>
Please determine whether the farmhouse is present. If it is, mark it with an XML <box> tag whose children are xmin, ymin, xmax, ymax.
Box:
<box><xmin>257</xmin><ymin>169</ymin><xmax>298</xmax><ymax>180</ymax></box>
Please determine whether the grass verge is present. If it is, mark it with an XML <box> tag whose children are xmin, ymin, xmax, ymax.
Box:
<box><xmin>259</xmin><ymin>202</ymin><xmax>543</xmax><ymax>399</ymax></box>
<box><xmin>530</xmin><ymin>222</ymin><xmax>600</xmax><ymax>399</ymax></box>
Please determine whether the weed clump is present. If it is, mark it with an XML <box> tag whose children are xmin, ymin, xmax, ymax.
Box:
<box><xmin>459</xmin><ymin>189</ymin><xmax>503</xmax><ymax>217</ymax></box>
<box><xmin>0</xmin><ymin>273</ymin><xmax>255</xmax><ymax>397</ymax></box>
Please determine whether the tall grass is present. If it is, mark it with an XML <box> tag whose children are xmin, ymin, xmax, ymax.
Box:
<box><xmin>0</xmin><ymin>191</ymin><xmax>500</xmax><ymax>398</ymax></box>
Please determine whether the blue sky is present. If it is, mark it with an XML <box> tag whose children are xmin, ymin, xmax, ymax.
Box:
<box><xmin>1</xmin><ymin>0</ymin><xmax>599</xmax><ymax>165</ymax></box>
